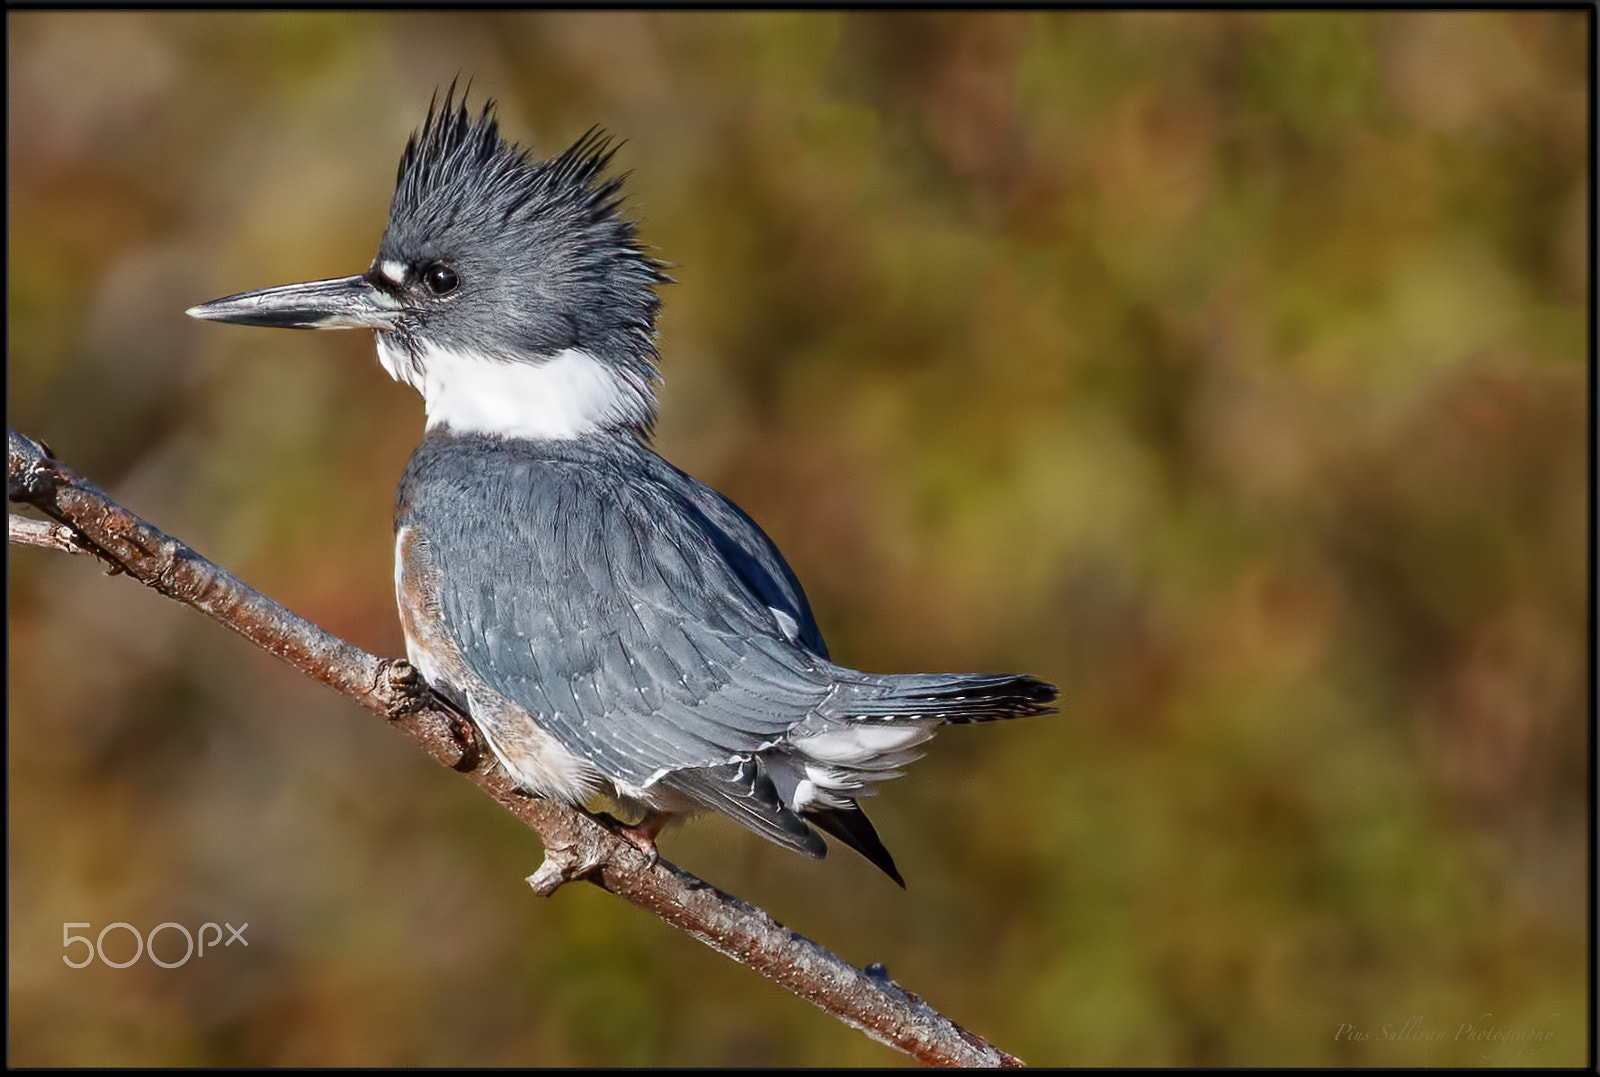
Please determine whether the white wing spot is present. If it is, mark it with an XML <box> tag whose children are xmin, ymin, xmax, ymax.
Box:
<box><xmin>770</xmin><ymin>607</ymin><xmax>801</xmax><ymax>643</ymax></box>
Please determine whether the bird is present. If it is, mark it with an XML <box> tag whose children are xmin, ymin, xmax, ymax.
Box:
<box><xmin>187</xmin><ymin>88</ymin><xmax>1057</xmax><ymax>886</ymax></box>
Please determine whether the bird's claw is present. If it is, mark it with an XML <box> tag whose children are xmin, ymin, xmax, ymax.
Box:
<box><xmin>621</xmin><ymin>830</ymin><xmax>662</xmax><ymax>869</ymax></box>
<box><xmin>383</xmin><ymin>659</ymin><xmax>482</xmax><ymax>771</ymax></box>
<box><xmin>616</xmin><ymin>812</ymin><xmax>671</xmax><ymax>868</ymax></box>
<box><xmin>593</xmin><ymin>810</ymin><xmax>667</xmax><ymax>868</ymax></box>
<box><xmin>444</xmin><ymin>711</ymin><xmax>482</xmax><ymax>772</ymax></box>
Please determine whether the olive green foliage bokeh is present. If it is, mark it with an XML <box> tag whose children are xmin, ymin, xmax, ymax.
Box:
<box><xmin>7</xmin><ymin>10</ymin><xmax>1588</xmax><ymax>1066</ymax></box>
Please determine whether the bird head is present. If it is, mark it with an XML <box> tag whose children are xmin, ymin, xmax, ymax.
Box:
<box><xmin>189</xmin><ymin>88</ymin><xmax>669</xmax><ymax>440</ymax></box>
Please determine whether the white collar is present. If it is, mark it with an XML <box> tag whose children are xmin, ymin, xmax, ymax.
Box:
<box><xmin>377</xmin><ymin>338</ymin><xmax>651</xmax><ymax>439</ymax></box>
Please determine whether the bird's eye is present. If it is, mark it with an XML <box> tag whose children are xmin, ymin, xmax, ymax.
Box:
<box><xmin>424</xmin><ymin>264</ymin><xmax>459</xmax><ymax>296</ymax></box>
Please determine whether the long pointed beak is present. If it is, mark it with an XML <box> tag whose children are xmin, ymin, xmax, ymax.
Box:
<box><xmin>186</xmin><ymin>274</ymin><xmax>402</xmax><ymax>330</ymax></box>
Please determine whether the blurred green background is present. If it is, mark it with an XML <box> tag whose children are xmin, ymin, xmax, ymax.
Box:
<box><xmin>7</xmin><ymin>10</ymin><xmax>1588</xmax><ymax>1067</ymax></box>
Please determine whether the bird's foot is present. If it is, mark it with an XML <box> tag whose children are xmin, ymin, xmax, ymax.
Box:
<box><xmin>382</xmin><ymin>660</ymin><xmax>482</xmax><ymax>772</ymax></box>
<box><xmin>596</xmin><ymin>809</ymin><xmax>672</xmax><ymax>868</ymax></box>
<box><xmin>434</xmin><ymin>696</ymin><xmax>483</xmax><ymax>772</ymax></box>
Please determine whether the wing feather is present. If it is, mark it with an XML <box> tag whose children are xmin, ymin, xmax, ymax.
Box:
<box><xmin>408</xmin><ymin>436</ymin><xmax>830</xmax><ymax>789</ymax></box>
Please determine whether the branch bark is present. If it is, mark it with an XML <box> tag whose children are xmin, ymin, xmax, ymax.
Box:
<box><xmin>8</xmin><ymin>428</ymin><xmax>1024</xmax><ymax>1068</ymax></box>
<box><xmin>9</xmin><ymin>513</ymin><xmax>87</xmax><ymax>554</ymax></box>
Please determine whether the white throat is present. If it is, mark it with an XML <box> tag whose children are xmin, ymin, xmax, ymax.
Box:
<box><xmin>377</xmin><ymin>338</ymin><xmax>649</xmax><ymax>440</ymax></box>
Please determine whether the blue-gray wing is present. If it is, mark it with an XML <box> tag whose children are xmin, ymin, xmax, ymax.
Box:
<box><xmin>657</xmin><ymin>456</ymin><xmax>829</xmax><ymax>660</ymax></box>
<box><xmin>410</xmin><ymin>439</ymin><xmax>834</xmax><ymax>791</ymax></box>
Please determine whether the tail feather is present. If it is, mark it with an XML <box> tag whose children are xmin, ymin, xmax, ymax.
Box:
<box><xmin>820</xmin><ymin>672</ymin><xmax>1058</xmax><ymax>724</ymax></box>
<box><xmin>665</xmin><ymin>671</ymin><xmax>1056</xmax><ymax>887</ymax></box>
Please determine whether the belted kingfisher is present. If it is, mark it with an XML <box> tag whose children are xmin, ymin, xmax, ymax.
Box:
<box><xmin>188</xmin><ymin>90</ymin><xmax>1057</xmax><ymax>886</ymax></box>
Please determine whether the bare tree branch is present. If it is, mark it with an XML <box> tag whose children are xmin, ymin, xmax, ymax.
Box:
<box><xmin>9</xmin><ymin>513</ymin><xmax>88</xmax><ymax>554</ymax></box>
<box><xmin>8</xmin><ymin>428</ymin><xmax>1024</xmax><ymax>1068</ymax></box>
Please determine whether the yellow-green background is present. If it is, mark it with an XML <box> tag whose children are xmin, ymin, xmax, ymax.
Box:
<box><xmin>7</xmin><ymin>10</ymin><xmax>1588</xmax><ymax>1066</ymax></box>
